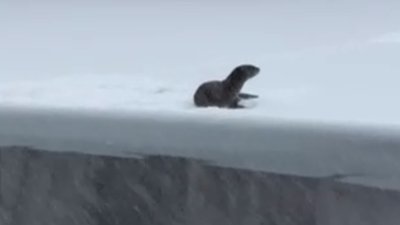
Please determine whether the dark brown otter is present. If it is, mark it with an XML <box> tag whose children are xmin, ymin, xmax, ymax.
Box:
<box><xmin>193</xmin><ymin>64</ymin><xmax>260</xmax><ymax>109</ymax></box>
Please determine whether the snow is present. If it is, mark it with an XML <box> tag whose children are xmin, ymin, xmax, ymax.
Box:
<box><xmin>1</xmin><ymin>0</ymin><xmax>400</xmax><ymax>190</ymax></box>
<box><xmin>1</xmin><ymin>0</ymin><xmax>400</xmax><ymax>127</ymax></box>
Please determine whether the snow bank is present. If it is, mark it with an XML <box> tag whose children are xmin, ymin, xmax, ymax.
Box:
<box><xmin>1</xmin><ymin>107</ymin><xmax>400</xmax><ymax>191</ymax></box>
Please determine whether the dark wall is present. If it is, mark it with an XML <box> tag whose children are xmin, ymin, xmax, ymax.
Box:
<box><xmin>0</xmin><ymin>147</ymin><xmax>318</xmax><ymax>225</ymax></box>
<box><xmin>0</xmin><ymin>147</ymin><xmax>399</xmax><ymax>225</ymax></box>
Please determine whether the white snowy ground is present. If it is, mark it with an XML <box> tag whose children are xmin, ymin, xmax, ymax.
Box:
<box><xmin>1</xmin><ymin>1</ymin><xmax>400</xmax><ymax>190</ymax></box>
<box><xmin>1</xmin><ymin>0</ymin><xmax>400</xmax><ymax>127</ymax></box>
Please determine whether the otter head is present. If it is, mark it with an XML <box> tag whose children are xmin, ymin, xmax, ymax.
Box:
<box><xmin>235</xmin><ymin>64</ymin><xmax>260</xmax><ymax>79</ymax></box>
<box><xmin>224</xmin><ymin>64</ymin><xmax>260</xmax><ymax>92</ymax></box>
<box><xmin>226</xmin><ymin>64</ymin><xmax>260</xmax><ymax>83</ymax></box>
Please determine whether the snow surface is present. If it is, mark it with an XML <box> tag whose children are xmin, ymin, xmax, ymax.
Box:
<box><xmin>1</xmin><ymin>0</ymin><xmax>400</xmax><ymax>127</ymax></box>
<box><xmin>1</xmin><ymin>1</ymin><xmax>400</xmax><ymax>190</ymax></box>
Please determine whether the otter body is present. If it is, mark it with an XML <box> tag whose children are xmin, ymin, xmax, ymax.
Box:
<box><xmin>193</xmin><ymin>64</ymin><xmax>260</xmax><ymax>109</ymax></box>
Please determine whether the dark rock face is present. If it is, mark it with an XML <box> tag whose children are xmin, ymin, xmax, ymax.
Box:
<box><xmin>0</xmin><ymin>147</ymin><xmax>399</xmax><ymax>225</ymax></box>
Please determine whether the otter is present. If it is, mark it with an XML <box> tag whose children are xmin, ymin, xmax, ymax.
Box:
<box><xmin>193</xmin><ymin>64</ymin><xmax>260</xmax><ymax>109</ymax></box>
